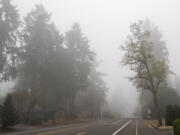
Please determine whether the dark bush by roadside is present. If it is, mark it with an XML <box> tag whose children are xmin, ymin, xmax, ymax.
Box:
<box><xmin>0</xmin><ymin>94</ymin><xmax>18</xmax><ymax>129</ymax></box>
<box><xmin>173</xmin><ymin>119</ymin><xmax>180</xmax><ymax>135</ymax></box>
<box><xmin>165</xmin><ymin>105</ymin><xmax>180</xmax><ymax>126</ymax></box>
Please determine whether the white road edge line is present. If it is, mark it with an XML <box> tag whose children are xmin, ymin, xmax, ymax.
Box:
<box><xmin>112</xmin><ymin>120</ymin><xmax>132</xmax><ymax>135</ymax></box>
<box><xmin>136</xmin><ymin>120</ymin><xmax>138</xmax><ymax>135</ymax></box>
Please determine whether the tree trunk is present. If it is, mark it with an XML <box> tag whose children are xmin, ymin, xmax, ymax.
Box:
<box><xmin>65</xmin><ymin>99</ymin><xmax>69</xmax><ymax>119</ymax></box>
<box><xmin>69</xmin><ymin>97</ymin><xmax>75</xmax><ymax>119</ymax></box>
<box><xmin>153</xmin><ymin>93</ymin><xmax>162</xmax><ymax>126</ymax></box>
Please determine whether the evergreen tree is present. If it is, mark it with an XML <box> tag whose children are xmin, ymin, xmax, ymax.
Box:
<box><xmin>64</xmin><ymin>23</ymin><xmax>95</xmax><ymax>118</ymax></box>
<box><xmin>1</xmin><ymin>94</ymin><xmax>18</xmax><ymax>128</ymax></box>
<box><xmin>75</xmin><ymin>61</ymin><xmax>107</xmax><ymax>118</ymax></box>
<box><xmin>0</xmin><ymin>0</ymin><xmax>20</xmax><ymax>81</ymax></box>
<box><xmin>15</xmin><ymin>5</ymin><xmax>65</xmax><ymax>122</ymax></box>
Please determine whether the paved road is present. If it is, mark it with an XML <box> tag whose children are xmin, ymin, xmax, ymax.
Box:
<box><xmin>6</xmin><ymin>119</ymin><xmax>173</xmax><ymax>135</ymax></box>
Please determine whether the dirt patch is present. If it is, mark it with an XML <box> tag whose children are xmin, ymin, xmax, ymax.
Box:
<box><xmin>148</xmin><ymin>120</ymin><xmax>173</xmax><ymax>130</ymax></box>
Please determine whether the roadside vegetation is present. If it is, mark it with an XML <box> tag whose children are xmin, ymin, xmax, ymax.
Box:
<box><xmin>173</xmin><ymin>119</ymin><xmax>180</xmax><ymax>135</ymax></box>
<box><xmin>165</xmin><ymin>104</ymin><xmax>180</xmax><ymax>134</ymax></box>
<box><xmin>166</xmin><ymin>105</ymin><xmax>180</xmax><ymax>126</ymax></box>
<box><xmin>0</xmin><ymin>0</ymin><xmax>111</xmax><ymax>129</ymax></box>
<box><xmin>0</xmin><ymin>94</ymin><xmax>18</xmax><ymax>129</ymax></box>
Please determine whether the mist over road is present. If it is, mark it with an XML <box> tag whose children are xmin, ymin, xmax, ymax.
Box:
<box><xmin>7</xmin><ymin>119</ymin><xmax>173</xmax><ymax>135</ymax></box>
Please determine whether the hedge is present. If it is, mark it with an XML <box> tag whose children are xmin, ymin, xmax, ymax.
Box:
<box><xmin>173</xmin><ymin>119</ymin><xmax>180</xmax><ymax>135</ymax></box>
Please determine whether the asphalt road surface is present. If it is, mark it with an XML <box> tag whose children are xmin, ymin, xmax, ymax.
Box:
<box><xmin>6</xmin><ymin>119</ymin><xmax>173</xmax><ymax>135</ymax></box>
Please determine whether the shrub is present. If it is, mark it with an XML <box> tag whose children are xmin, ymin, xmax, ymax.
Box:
<box><xmin>165</xmin><ymin>105</ymin><xmax>180</xmax><ymax>126</ymax></box>
<box><xmin>1</xmin><ymin>94</ymin><xmax>18</xmax><ymax>128</ymax></box>
<box><xmin>173</xmin><ymin>119</ymin><xmax>180</xmax><ymax>135</ymax></box>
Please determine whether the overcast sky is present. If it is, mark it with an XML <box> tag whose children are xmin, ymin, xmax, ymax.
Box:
<box><xmin>13</xmin><ymin>0</ymin><xmax>180</xmax><ymax>116</ymax></box>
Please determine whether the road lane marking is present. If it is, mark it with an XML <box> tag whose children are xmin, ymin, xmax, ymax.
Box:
<box><xmin>37</xmin><ymin>123</ymin><xmax>96</xmax><ymax>135</ymax></box>
<box><xmin>136</xmin><ymin>120</ymin><xmax>138</xmax><ymax>135</ymax></box>
<box><xmin>112</xmin><ymin>120</ymin><xmax>132</xmax><ymax>135</ymax></box>
<box><xmin>77</xmin><ymin>131</ymin><xmax>86</xmax><ymax>135</ymax></box>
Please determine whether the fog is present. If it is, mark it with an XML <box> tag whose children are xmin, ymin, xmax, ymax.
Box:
<box><xmin>1</xmin><ymin>0</ymin><xmax>179</xmax><ymax>117</ymax></box>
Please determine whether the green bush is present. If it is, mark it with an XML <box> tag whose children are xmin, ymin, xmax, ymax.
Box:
<box><xmin>0</xmin><ymin>94</ymin><xmax>18</xmax><ymax>128</ymax></box>
<box><xmin>173</xmin><ymin>119</ymin><xmax>180</xmax><ymax>135</ymax></box>
<box><xmin>165</xmin><ymin>105</ymin><xmax>180</xmax><ymax>126</ymax></box>
<box><xmin>1</xmin><ymin>94</ymin><xmax>18</xmax><ymax>128</ymax></box>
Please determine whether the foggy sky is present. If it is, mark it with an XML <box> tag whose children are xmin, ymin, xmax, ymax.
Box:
<box><xmin>11</xmin><ymin>0</ymin><xmax>180</xmax><ymax>116</ymax></box>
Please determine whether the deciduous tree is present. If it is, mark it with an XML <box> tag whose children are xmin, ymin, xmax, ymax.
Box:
<box><xmin>121</xmin><ymin>20</ymin><xmax>169</xmax><ymax>126</ymax></box>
